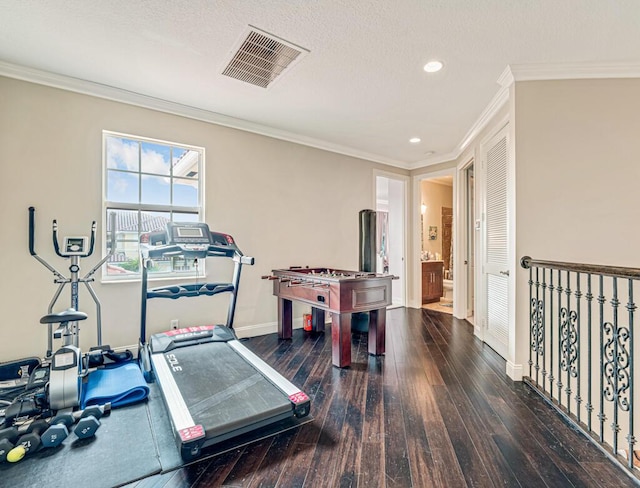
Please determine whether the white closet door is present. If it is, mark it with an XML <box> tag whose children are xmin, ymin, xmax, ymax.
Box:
<box><xmin>482</xmin><ymin>125</ymin><xmax>509</xmax><ymax>358</ymax></box>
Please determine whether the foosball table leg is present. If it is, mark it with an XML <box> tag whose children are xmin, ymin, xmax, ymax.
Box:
<box><xmin>332</xmin><ymin>312</ymin><xmax>351</xmax><ymax>368</ymax></box>
<box><xmin>311</xmin><ymin>307</ymin><xmax>325</xmax><ymax>332</ymax></box>
<box><xmin>368</xmin><ymin>308</ymin><xmax>386</xmax><ymax>356</ymax></box>
<box><xmin>278</xmin><ymin>298</ymin><xmax>293</xmax><ymax>339</ymax></box>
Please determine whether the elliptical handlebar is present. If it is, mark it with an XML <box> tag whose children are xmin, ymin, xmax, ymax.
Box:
<box><xmin>52</xmin><ymin>219</ymin><xmax>60</xmax><ymax>256</ymax></box>
<box><xmin>84</xmin><ymin>211</ymin><xmax>116</xmax><ymax>279</ymax></box>
<box><xmin>88</xmin><ymin>220</ymin><xmax>97</xmax><ymax>258</ymax></box>
<box><xmin>29</xmin><ymin>206</ymin><xmax>37</xmax><ymax>256</ymax></box>
<box><xmin>29</xmin><ymin>207</ymin><xmax>65</xmax><ymax>280</ymax></box>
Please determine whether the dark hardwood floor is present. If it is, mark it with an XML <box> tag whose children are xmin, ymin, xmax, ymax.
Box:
<box><xmin>128</xmin><ymin>308</ymin><xmax>637</xmax><ymax>488</ymax></box>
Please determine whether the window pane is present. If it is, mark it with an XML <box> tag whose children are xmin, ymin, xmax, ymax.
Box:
<box><xmin>173</xmin><ymin>149</ymin><xmax>200</xmax><ymax>178</ymax></box>
<box><xmin>107</xmin><ymin>170</ymin><xmax>139</xmax><ymax>203</ymax></box>
<box><xmin>141</xmin><ymin>142</ymin><xmax>170</xmax><ymax>175</ymax></box>
<box><xmin>141</xmin><ymin>211</ymin><xmax>170</xmax><ymax>234</ymax></box>
<box><xmin>141</xmin><ymin>175</ymin><xmax>171</xmax><ymax>205</ymax></box>
<box><xmin>173</xmin><ymin>178</ymin><xmax>198</xmax><ymax>207</ymax></box>
<box><xmin>106</xmin><ymin>209</ymin><xmax>140</xmax><ymax>275</ymax></box>
<box><xmin>173</xmin><ymin>212</ymin><xmax>199</xmax><ymax>223</ymax></box>
<box><xmin>106</xmin><ymin>136</ymin><xmax>139</xmax><ymax>171</ymax></box>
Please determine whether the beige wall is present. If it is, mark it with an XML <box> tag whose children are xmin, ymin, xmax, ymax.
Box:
<box><xmin>513</xmin><ymin>78</ymin><xmax>640</xmax><ymax>367</ymax></box>
<box><xmin>0</xmin><ymin>76</ymin><xmax>407</xmax><ymax>360</ymax></box>
<box><xmin>420</xmin><ymin>180</ymin><xmax>452</xmax><ymax>259</ymax></box>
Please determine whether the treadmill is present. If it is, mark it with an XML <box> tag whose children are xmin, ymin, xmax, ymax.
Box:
<box><xmin>138</xmin><ymin>222</ymin><xmax>310</xmax><ymax>461</ymax></box>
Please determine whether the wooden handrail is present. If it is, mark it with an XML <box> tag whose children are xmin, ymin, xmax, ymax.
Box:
<box><xmin>520</xmin><ymin>255</ymin><xmax>640</xmax><ymax>280</ymax></box>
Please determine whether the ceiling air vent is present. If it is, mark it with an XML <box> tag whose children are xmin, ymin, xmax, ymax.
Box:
<box><xmin>222</xmin><ymin>26</ymin><xmax>309</xmax><ymax>88</ymax></box>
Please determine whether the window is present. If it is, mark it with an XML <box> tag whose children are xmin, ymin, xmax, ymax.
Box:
<box><xmin>103</xmin><ymin>131</ymin><xmax>204</xmax><ymax>279</ymax></box>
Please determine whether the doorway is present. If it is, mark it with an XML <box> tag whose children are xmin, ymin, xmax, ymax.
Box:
<box><xmin>374</xmin><ymin>173</ymin><xmax>407</xmax><ymax>307</ymax></box>
<box><xmin>464</xmin><ymin>162</ymin><xmax>476</xmax><ymax>325</ymax></box>
<box><xmin>419</xmin><ymin>175</ymin><xmax>454</xmax><ymax>314</ymax></box>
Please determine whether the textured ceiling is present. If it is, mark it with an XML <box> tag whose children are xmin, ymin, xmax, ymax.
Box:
<box><xmin>1</xmin><ymin>1</ymin><xmax>640</xmax><ymax>168</ymax></box>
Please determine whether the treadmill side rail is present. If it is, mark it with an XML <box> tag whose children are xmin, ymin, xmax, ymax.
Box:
<box><xmin>228</xmin><ymin>340</ymin><xmax>311</xmax><ymax>418</ymax></box>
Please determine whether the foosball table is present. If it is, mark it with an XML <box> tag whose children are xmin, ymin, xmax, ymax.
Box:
<box><xmin>264</xmin><ymin>267</ymin><xmax>394</xmax><ymax>368</ymax></box>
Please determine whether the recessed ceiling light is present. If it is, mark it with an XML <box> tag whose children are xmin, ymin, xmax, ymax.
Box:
<box><xmin>423</xmin><ymin>60</ymin><xmax>443</xmax><ymax>73</ymax></box>
<box><xmin>424</xmin><ymin>150</ymin><xmax>435</xmax><ymax>156</ymax></box>
<box><xmin>409</xmin><ymin>137</ymin><xmax>421</xmax><ymax>144</ymax></box>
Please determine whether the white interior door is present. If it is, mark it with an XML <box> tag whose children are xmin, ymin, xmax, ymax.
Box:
<box><xmin>482</xmin><ymin>125</ymin><xmax>510</xmax><ymax>358</ymax></box>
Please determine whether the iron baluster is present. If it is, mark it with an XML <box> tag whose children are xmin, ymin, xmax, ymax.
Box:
<box><xmin>611</xmin><ymin>277</ymin><xmax>620</xmax><ymax>456</ymax></box>
<box><xmin>557</xmin><ymin>270</ymin><xmax>564</xmax><ymax>403</ymax></box>
<box><xmin>541</xmin><ymin>268</ymin><xmax>547</xmax><ymax>392</ymax></box>
<box><xmin>528</xmin><ymin>265</ymin><xmax>533</xmax><ymax>379</ymax></box>
<box><xmin>586</xmin><ymin>274</ymin><xmax>593</xmax><ymax>432</ymax></box>
<box><xmin>563</xmin><ymin>270</ymin><xmax>574</xmax><ymax>414</ymax></box>
<box><xmin>549</xmin><ymin>268</ymin><xmax>555</xmax><ymax>401</ymax></box>
<box><xmin>575</xmin><ymin>272</ymin><xmax>582</xmax><ymax>423</ymax></box>
<box><xmin>533</xmin><ymin>266</ymin><xmax>544</xmax><ymax>385</ymax></box>
<box><xmin>598</xmin><ymin>275</ymin><xmax>605</xmax><ymax>443</ymax></box>
<box><xmin>626</xmin><ymin>279</ymin><xmax>636</xmax><ymax>469</ymax></box>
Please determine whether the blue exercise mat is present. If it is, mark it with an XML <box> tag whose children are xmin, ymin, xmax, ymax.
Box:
<box><xmin>81</xmin><ymin>362</ymin><xmax>150</xmax><ymax>409</ymax></box>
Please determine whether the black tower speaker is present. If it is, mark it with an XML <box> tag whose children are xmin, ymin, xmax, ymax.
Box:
<box><xmin>359</xmin><ymin>209</ymin><xmax>376</xmax><ymax>273</ymax></box>
<box><xmin>353</xmin><ymin>209</ymin><xmax>377</xmax><ymax>332</ymax></box>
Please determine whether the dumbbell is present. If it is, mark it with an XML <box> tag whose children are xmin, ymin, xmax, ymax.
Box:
<box><xmin>74</xmin><ymin>404</ymin><xmax>110</xmax><ymax>439</ymax></box>
<box><xmin>74</xmin><ymin>408</ymin><xmax>101</xmax><ymax>439</ymax></box>
<box><xmin>6</xmin><ymin>420</ymin><xmax>49</xmax><ymax>463</ymax></box>
<box><xmin>40</xmin><ymin>413</ymin><xmax>75</xmax><ymax>448</ymax></box>
<box><xmin>42</xmin><ymin>404</ymin><xmax>111</xmax><ymax>444</ymax></box>
<box><xmin>0</xmin><ymin>427</ymin><xmax>19</xmax><ymax>463</ymax></box>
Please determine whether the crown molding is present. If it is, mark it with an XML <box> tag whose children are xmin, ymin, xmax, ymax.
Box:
<box><xmin>508</xmin><ymin>62</ymin><xmax>640</xmax><ymax>81</ymax></box>
<box><xmin>406</xmin><ymin>150</ymin><xmax>458</xmax><ymax>171</ymax></box>
<box><xmin>0</xmin><ymin>60</ymin><xmax>411</xmax><ymax>170</ymax></box>
<box><xmin>458</xmin><ymin>83</ymin><xmax>510</xmax><ymax>154</ymax></box>
<box><xmin>408</xmin><ymin>61</ymin><xmax>640</xmax><ymax>172</ymax></box>
<box><xmin>497</xmin><ymin>65</ymin><xmax>515</xmax><ymax>87</ymax></box>
<box><xmin>408</xmin><ymin>68</ymin><xmax>511</xmax><ymax>172</ymax></box>
<box><xmin>3</xmin><ymin>60</ymin><xmax>640</xmax><ymax>174</ymax></box>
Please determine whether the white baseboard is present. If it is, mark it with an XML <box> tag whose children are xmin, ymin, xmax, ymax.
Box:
<box><xmin>506</xmin><ymin>361</ymin><xmax>523</xmax><ymax>381</ymax></box>
<box><xmin>234</xmin><ymin>321</ymin><xmax>280</xmax><ymax>339</ymax></box>
<box><xmin>123</xmin><ymin>315</ymin><xmax>326</xmax><ymax>350</ymax></box>
<box><xmin>234</xmin><ymin>317</ymin><xmax>306</xmax><ymax>339</ymax></box>
<box><xmin>112</xmin><ymin>343</ymin><xmax>139</xmax><ymax>355</ymax></box>
<box><xmin>473</xmin><ymin>325</ymin><xmax>483</xmax><ymax>339</ymax></box>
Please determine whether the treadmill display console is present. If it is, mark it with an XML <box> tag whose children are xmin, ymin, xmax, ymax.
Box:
<box><xmin>166</xmin><ymin>222</ymin><xmax>213</xmax><ymax>245</ymax></box>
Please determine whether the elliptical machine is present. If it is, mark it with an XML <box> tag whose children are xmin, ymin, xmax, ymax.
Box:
<box><xmin>19</xmin><ymin>207</ymin><xmax>117</xmax><ymax>415</ymax></box>
<box><xmin>29</xmin><ymin>207</ymin><xmax>115</xmax><ymax>358</ymax></box>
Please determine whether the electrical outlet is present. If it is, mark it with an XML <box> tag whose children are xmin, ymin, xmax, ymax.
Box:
<box><xmin>171</xmin><ymin>319</ymin><xmax>179</xmax><ymax>329</ymax></box>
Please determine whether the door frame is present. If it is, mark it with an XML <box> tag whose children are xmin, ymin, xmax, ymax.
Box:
<box><xmin>455</xmin><ymin>156</ymin><xmax>476</xmax><ymax>328</ymax></box>
<box><xmin>410</xmin><ymin>168</ymin><xmax>457</xmax><ymax>312</ymax></box>
<box><xmin>373</xmin><ymin>170</ymin><xmax>409</xmax><ymax>307</ymax></box>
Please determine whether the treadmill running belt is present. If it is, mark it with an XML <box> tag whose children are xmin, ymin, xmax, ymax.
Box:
<box><xmin>154</xmin><ymin>341</ymin><xmax>291</xmax><ymax>438</ymax></box>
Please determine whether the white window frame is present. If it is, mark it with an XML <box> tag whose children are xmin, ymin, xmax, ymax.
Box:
<box><xmin>102</xmin><ymin>130</ymin><xmax>205</xmax><ymax>282</ymax></box>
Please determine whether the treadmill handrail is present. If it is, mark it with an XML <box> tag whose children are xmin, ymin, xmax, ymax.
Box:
<box><xmin>139</xmin><ymin>228</ymin><xmax>254</xmax><ymax>355</ymax></box>
<box><xmin>146</xmin><ymin>283</ymin><xmax>235</xmax><ymax>299</ymax></box>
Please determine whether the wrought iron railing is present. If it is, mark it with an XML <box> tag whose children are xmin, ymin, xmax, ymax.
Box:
<box><xmin>520</xmin><ymin>256</ymin><xmax>640</xmax><ymax>475</ymax></box>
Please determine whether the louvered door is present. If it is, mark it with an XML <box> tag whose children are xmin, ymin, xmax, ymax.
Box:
<box><xmin>482</xmin><ymin>125</ymin><xmax>509</xmax><ymax>358</ymax></box>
